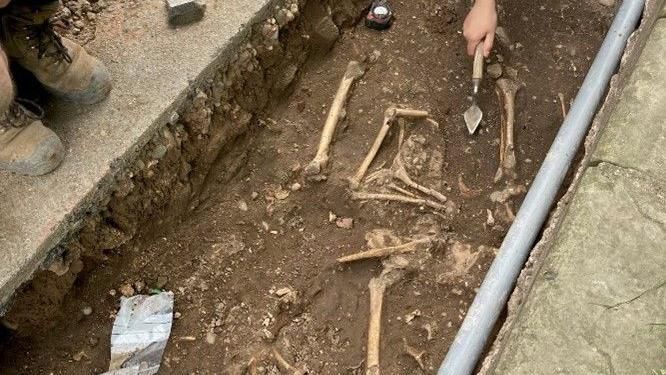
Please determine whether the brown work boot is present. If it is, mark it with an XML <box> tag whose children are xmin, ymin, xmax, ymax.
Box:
<box><xmin>0</xmin><ymin>1</ymin><xmax>111</xmax><ymax>104</ymax></box>
<box><xmin>0</xmin><ymin>100</ymin><xmax>64</xmax><ymax>176</ymax></box>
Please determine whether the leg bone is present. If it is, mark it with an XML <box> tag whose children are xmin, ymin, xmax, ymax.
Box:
<box><xmin>366</xmin><ymin>277</ymin><xmax>386</xmax><ymax>375</ymax></box>
<box><xmin>305</xmin><ymin>61</ymin><xmax>365</xmax><ymax>177</ymax></box>
<box><xmin>494</xmin><ymin>78</ymin><xmax>522</xmax><ymax>182</ymax></box>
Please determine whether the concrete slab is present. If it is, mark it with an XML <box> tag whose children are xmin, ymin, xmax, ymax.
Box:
<box><xmin>0</xmin><ymin>0</ymin><xmax>275</xmax><ymax>308</ymax></box>
<box><xmin>492</xmin><ymin>15</ymin><xmax>666</xmax><ymax>375</ymax></box>
<box><xmin>493</xmin><ymin>163</ymin><xmax>666</xmax><ymax>374</ymax></box>
<box><xmin>593</xmin><ymin>19</ymin><xmax>666</xmax><ymax>182</ymax></box>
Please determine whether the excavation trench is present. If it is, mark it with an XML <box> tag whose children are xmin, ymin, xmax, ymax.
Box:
<box><xmin>0</xmin><ymin>0</ymin><xmax>614</xmax><ymax>373</ymax></box>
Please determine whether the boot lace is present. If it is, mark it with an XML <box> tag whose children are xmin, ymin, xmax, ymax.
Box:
<box><xmin>0</xmin><ymin>99</ymin><xmax>44</xmax><ymax>132</ymax></box>
<box><xmin>24</xmin><ymin>19</ymin><xmax>73</xmax><ymax>64</ymax></box>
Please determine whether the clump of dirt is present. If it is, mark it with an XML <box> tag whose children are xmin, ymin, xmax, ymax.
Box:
<box><xmin>55</xmin><ymin>0</ymin><xmax>111</xmax><ymax>44</ymax></box>
<box><xmin>0</xmin><ymin>0</ymin><xmax>612</xmax><ymax>373</ymax></box>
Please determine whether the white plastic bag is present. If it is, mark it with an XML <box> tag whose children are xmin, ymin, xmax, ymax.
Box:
<box><xmin>102</xmin><ymin>292</ymin><xmax>174</xmax><ymax>375</ymax></box>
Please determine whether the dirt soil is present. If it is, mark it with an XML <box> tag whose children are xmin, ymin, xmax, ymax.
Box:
<box><xmin>0</xmin><ymin>0</ymin><xmax>612</xmax><ymax>374</ymax></box>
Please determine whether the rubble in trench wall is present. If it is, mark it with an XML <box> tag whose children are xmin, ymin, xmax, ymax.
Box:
<box><xmin>1</xmin><ymin>0</ymin><xmax>369</xmax><ymax>333</ymax></box>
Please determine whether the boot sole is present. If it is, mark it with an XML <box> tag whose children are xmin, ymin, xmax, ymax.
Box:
<box><xmin>0</xmin><ymin>132</ymin><xmax>65</xmax><ymax>176</ymax></box>
<box><xmin>49</xmin><ymin>64</ymin><xmax>113</xmax><ymax>105</ymax></box>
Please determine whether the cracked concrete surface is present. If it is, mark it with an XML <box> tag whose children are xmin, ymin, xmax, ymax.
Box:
<box><xmin>492</xmin><ymin>17</ymin><xmax>666</xmax><ymax>375</ymax></box>
<box><xmin>0</xmin><ymin>0</ymin><xmax>277</xmax><ymax>309</ymax></box>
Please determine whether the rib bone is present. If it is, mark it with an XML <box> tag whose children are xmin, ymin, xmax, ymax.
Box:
<box><xmin>494</xmin><ymin>78</ymin><xmax>522</xmax><ymax>183</ymax></box>
<box><xmin>305</xmin><ymin>61</ymin><xmax>366</xmax><ymax>177</ymax></box>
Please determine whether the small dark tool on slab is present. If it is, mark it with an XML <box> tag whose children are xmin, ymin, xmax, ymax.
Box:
<box><xmin>166</xmin><ymin>0</ymin><xmax>206</xmax><ymax>26</ymax></box>
<box><xmin>366</xmin><ymin>0</ymin><xmax>393</xmax><ymax>30</ymax></box>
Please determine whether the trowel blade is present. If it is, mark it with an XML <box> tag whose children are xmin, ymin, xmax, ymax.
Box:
<box><xmin>464</xmin><ymin>104</ymin><xmax>482</xmax><ymax>134</ymax></box>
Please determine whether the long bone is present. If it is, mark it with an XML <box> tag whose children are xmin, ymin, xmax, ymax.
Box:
<box><xmin>494</xmin><ymin>78</ymin><xmax>522</xmax><ymax>183</ymax></box>
<box><xmin>352</xmin><ymin>192</ymin><xmax>448</xmax><ymax>211</ymax></box>
<box><xmin>337</xmin><ymin>237</ymin><xmax>433</xmax><ymax>263</ymax></box>
<box><xmin>366</xmin><ymin>266</ymin><xmax>405</xmax><ymax>375</ymax></box>
<box><xmin>349</xmin><ymin>107</ymin><xmax>429</xmax><ymax>189</ymax></box>
<box><xmin>305</xmin><ymin>61</ymin><xmax>366</xmax><ymax>177</ymax></box>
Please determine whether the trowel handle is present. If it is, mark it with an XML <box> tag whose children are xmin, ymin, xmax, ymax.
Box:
<box><xmin>472</xmin><ymin>43</ymin><xmax>484</xmax><ymax>81</ymax></box>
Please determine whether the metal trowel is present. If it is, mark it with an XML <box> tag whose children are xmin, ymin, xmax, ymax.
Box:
<box><xmin>464</xmin><ymin>43</ymin><xmax>485</xmax><ymax>134</ymax></box>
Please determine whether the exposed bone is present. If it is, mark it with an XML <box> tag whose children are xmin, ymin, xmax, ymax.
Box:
<box><xmin>486</xmin><ymin>209</ymin><xmax>496</xmax><ymax>226</ymax></box>
<box><xmin>248</xmin><ymin>357</ymin><xmax>258</xmax><ymax>375</ymax></box>
<box><xmin>349</xmin><ymin>107</ymin><xmax>430</xmax><ymax>189</ymax></box>
<box><xmin>337</xmin><ymin>238</ymin><xmax>433</xmax><ymax>263</ymax></box>
<box><xmin>490</xmin><ymin>184</ymin><xmax>526</xmax><ymax>203</ymax></box>
<box><xmin>558</xmin><ymin>92</ymin><xmax>568</xmax><ymax>118</ymax></box>
<box><xmin>388</xmin><ymin>183</ymin><xmax>419</xmax><ymax>198</ymax></box>
<box><xmin>426</xmin><ymin>118</ymin><xmax>440</xmax><ymax>129</ymax></box>
<box><xmin>366</xmin><ymin>267</ymin><xmax>405</xmax><ymax>375</ymax></box>
<box><xmin>365</xmin><ymin>168</ymin><xmax>392</xmax><ymax>186</ymax></box>
<box><xmin>494</xmin><ymin>78</ymin><xmax>522</xmax><ymax>183</ymax></box>
<box><xmin>458</xmin><ymin>174</ymin><xmax>481</xmax><ymax>199</ymax></box>
<box><xmin>397</xmin><ymin>119</ymin><xmax>406</xmax><ymax>148</ymax></box>
<box><xmin>391</xmin><ymin>152</ymin><xmax>447</xmax><ymax>203</ymax></box>
<box><xmin>504</xmin><ymin>202</ymin><xmax>516</xmax><ymax>221</ymax></box>
<box><xmin>422</xmin><ymin>323</ymin><xmax>435</xmax><ymax>341</ymax></box>
<box><xmin>403</xmin><ymin>339</ymin><xmax>426</xmax><ymax>370</ymax></box>
<box><xmin>352</xmin><ymin>192</ymin><xmax>448</xmax><ymax>211</ymax></box>
<box><xmin>272</xmin><ymin>348</ymin><xmax>306</xmax><ymax>375</ymax></box>
<box><xmin>305</xmin><ymin>61</ymin><xmax>366</xmax><ymax>177</ymax></box>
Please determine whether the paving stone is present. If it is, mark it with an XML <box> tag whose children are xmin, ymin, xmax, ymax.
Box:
<box><xmin>592</xmin><ymin>19</ymin><xmax>666</xmax><ymax>182</ymax></box>
<box><xmin>493</xmin><ymin>163</ymin><xmax>666</xmax><ymax>374</ymax></box>
<box><xmin>0</xmin><ymin>0</ymin><xmax>275</xmax><ymax>309</ymax></box>
<box><xmin>492</xmin><ymin>18</ymin><xmax>666</xmax><ymax>374</ymax></box>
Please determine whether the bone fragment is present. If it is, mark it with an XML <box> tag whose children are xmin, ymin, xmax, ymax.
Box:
<box><xmin>272</xmin><ymin>348</ymin><xmax>306</xmax><ymax>375</ymax></box>
<box><xmin>349</xmin><ymin>107</ymin><xmax>429</xmax><ymax>189</ymax></box>
<box><xmin>458</xmin><ymin>174</ymin><xmax>481</xmax><ymax>199</ymax></box>
<box><xmin>558</xmin><ymin>92</ymin><xmax>568</xmax><ymax>118</ymax></box>
<box><xmin>305</xmin><ymin>61</ymin><xmax>366</xmax><ymax>177</ymax></box>
<box><xmin>352</xmin><ymin>192</ymin><xmax>448</xmax><ymax>211</ymax></box>
<box><xmin>494</xmin><ymin>78</ymin><xmax>522</xmax><ymax>183</ymax></box>
<box><xmin>391</xmin><ymin>153</ymin><xmax>447</xmax><ymax>203</ymax></box>
<box><xmin>337</xmin><ymin>238</ymin><xmax>433</xmax><ymax>263</ymax></box>
<box><xmin>403</xmin><ymin>339</ymin><xmax>426</xmax><ymax>370</ymax></box>
<box><xmin>490</xmin><ymin>184</ymin><xmax>526</xmax><ymax>203</ymax></box>
<box><xmin>504</xmin><ymin>202</ymin><xmax>516</xmax><ymax>221</ymax></box>
<box><xmin>248</xmin><ymin>357</ymin><xmax>258</xmax><ymax>375</ymax></box>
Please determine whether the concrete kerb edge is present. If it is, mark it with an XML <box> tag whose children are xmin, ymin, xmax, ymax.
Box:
<box><xmin>476</xmin><ymin>0</ymin><xmax>666</xmax><ymax>372</ymax></box>
<box><xmin>0</xmin><ymin>0</ymin><xmax>284</xmax><ymax>313</ymax></box>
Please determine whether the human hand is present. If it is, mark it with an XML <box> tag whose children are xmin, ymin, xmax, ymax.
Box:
<box><xmin>463</xmin><ymin>0</ymin><xmax>497</xmax><ymax>57</ymax></box>
<box><xmin>0</xmin><ymin>0</ymin><xmax>10</xmax><ymax>9</ymax></box>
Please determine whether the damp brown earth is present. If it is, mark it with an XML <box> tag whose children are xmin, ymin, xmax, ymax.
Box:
<box><xmin>0</xmin><ymin>0</ymin><xmax>613</xmax><ymax>373</ymax></box>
